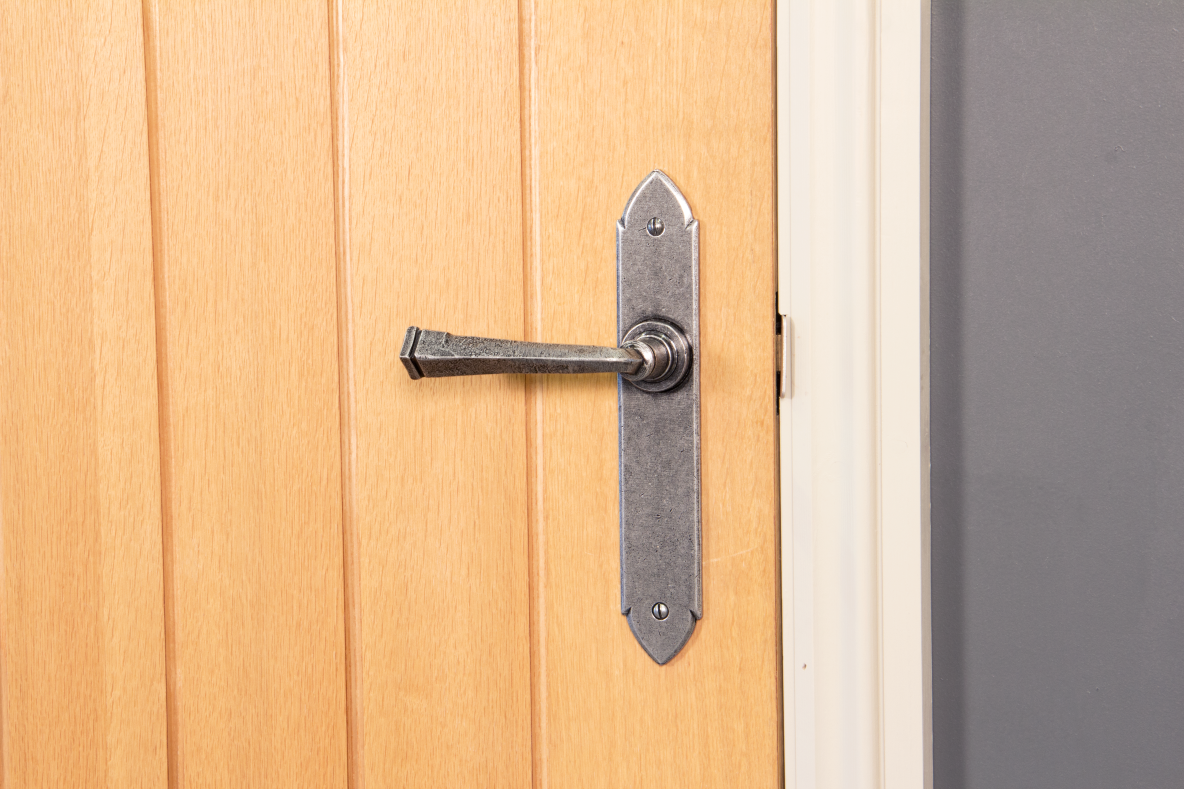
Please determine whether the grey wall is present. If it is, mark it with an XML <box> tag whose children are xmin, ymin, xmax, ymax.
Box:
<box><xmin>930</xmin><ymin>2</ymin><xmax>1184</xmax><ymax>786</ymax></box>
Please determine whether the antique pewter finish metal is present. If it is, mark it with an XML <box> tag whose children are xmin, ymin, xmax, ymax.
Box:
<box><xmin>401</xmin><ymin>328</ymin><xmax>642</xmax><ymax>379</ymax></box>
<box><xmin>399</xmin><ymin>322</ymin><xmax>689</xmax><ymax>388</ymax></box>
<box><xmin>398</xmin><ymin>171</ymin><xmax>700</xmax><ymax>664</ymax></box>
<box><xmin>617</xmin><ymin>171</ymin><xmax>700</xmax><ymax>665</ymax></box>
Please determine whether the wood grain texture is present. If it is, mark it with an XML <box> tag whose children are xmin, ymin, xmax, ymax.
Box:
<box><xmin>521</xmin><ymin>2</ymin><xmax>781</xmax><ymax>786</ymax></box>
<box><xmin>0</xmin><ymin>1</ymin><xmax>168</xmax><ymax>785</ymax></box>
<box><xmin>143</xmin><ymin>2</ymin><xmax>347</xmax><ymax>785</ymax></box>
<box><xmin>340</xmin><ymin>2</ymin><xmax>532</xmax><ymax>786</ymax></box>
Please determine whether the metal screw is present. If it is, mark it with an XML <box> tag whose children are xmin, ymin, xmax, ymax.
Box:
<box><xmin>652</xmin><ymin>601</ymin><xmax>669</xmax><ymax>620</ymax></box>
<box><xmin>647</xmin><ymin>217</ymin><xmax>664</xmax><ymax>237</ymax></box>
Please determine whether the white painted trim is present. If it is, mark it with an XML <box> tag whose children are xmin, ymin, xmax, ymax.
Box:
<box><xmin>778</xmin><ymin>1</ymin><xmax>930</xmax><ymax>786</ymax></box>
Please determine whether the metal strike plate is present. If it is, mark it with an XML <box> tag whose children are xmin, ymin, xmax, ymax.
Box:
<box><xmin>617</xmin><ymin>171</ymin><xmax>700</xmax><ymax>664</ymax></box>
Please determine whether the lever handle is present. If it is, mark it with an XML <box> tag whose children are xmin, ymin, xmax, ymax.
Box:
<box><xmin>400</xmin><ymin>319</ymin><xmax>691</xmax><ymax>392</ymax></box>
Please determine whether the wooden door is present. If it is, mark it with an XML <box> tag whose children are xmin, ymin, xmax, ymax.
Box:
<box><xmin>0</xmin><ymin>2</ymin><xmax>779</xmax><ymax>787</ymax></box>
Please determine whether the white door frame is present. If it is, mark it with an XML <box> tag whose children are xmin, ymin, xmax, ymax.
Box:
<box><xmin>778</xmin><ymin>1</ymin><xmax>931</xmax><ymax>786</ymax></box>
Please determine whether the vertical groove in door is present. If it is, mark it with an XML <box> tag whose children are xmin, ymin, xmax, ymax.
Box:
<box><xmin>139</xmin><ymin>3</ymin><xmax>180</xmax><ymax>786</ymax></box>
<box><xmin>517</xmin><ymin>1</ymin><xmax>548</xmax><ymax>787</ymax></box>
<box><xmin>326</xmin><ymin>0</ymin><xmax>365</xmax><ymax>786</ymax></box>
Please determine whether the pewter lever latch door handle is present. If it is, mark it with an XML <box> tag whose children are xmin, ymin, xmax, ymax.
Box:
<box><xmin>397</xmin><ymin>170</ymin><xmax>701</xmax><ymax>666</ymax></box>
<box><xmin>399</xmin><ymin>319</ymin><xmax>691</xmax><ymax>392</ymax></box>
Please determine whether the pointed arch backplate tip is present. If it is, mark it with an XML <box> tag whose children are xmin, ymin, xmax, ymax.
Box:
<box><xmin>625</xmin><ymin>606</ymin><xmax>698</xmax><ymax>665</ymax></box>
<box><xmin>621</xmin><ymin>169</ymin><xmax>695</xmax><ymax>228</ymax></box>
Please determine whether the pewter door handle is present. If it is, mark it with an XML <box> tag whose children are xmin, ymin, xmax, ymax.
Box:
<box><xmin>397</xmin><ymin>171</ymin><xmax>701</xmax><ymax>666</ymax></box>
<box><xmin>400</xmin><ymin>320</ymin><xmax>691</xmax><ymax>392</ymax></box>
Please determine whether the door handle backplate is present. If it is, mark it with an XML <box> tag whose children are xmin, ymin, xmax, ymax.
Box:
<box><xmin>401</xmin><ymin>171</ymin><xmax>701</xmax><ymax>664</ymax></box>
<box><xmin>615</xmin><ymin>171</ymin><xmax>700</xmax><ymax>664</ymax></box>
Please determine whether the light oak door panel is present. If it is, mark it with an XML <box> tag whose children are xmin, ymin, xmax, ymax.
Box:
<box><xmin>0</xmin><ymin>2</ymin><xmax>168</xmax><ymax>786</ymax></box>
<box><xmin>339</xmin><ymin>1</ymin><xmax>532</xmax><ymax>786</ymax></box>
<box><xmin>522</xmin><ymin>2</ymin><xmax>780</xmax><ymax>786</ymax></box>
<box><xmin>143</xmin><ymin>2</ymin><xmax>348</xmax><ymax>785</ymax></box>
<box><xmin>2</xmin><ymin>2</ymin><xmax>780</xmax><ymax>785</ymax></box>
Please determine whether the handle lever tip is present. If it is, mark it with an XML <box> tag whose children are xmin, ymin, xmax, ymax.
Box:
<box><xmin>400</xmin><ymin>327</ymin><xmax>424</xmax><ymax>380</ymax></box>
